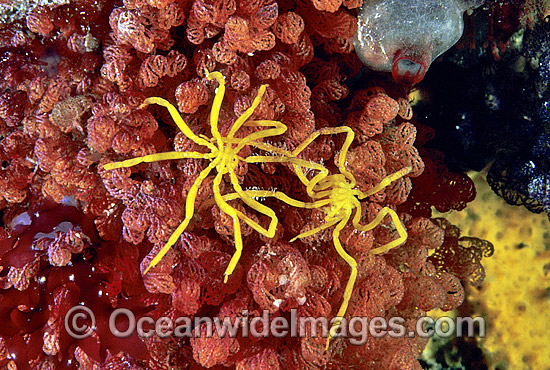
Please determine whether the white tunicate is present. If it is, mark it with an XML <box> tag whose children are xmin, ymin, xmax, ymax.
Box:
<box><xmin>354</xmin><ymin>0</ymin><xmax>484</xmax><ymax>84</ymax></box>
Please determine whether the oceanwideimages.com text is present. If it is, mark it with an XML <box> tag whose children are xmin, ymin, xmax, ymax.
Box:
<box><xmin>65</xmin><ymin>305</ymin><xmax>485</xmax><ymax>345</ymax></box>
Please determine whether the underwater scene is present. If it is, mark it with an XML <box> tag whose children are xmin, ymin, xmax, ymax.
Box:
<box><xmin>0</xmin><ymin>0</ymin><xmax>549</xmax><ymax>369</ymax></box>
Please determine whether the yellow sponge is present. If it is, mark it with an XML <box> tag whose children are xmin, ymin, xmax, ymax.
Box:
<box><xmin>442</xmin><ymin>171</ymin><xmax>550</xmax><ymax>370</ymax></box>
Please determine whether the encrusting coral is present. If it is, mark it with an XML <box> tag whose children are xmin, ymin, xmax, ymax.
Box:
<box><xmin>0</xmin><ymin>0</ymin><xmax>491</xmax><ymax>369</ymax></box>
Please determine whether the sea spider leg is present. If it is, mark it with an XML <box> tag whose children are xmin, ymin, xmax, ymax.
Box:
<box><xmin>228</xmin><ymin>152</ymin><xmax>330</xmax><ymax>240</ymax></box>
<box><xmin>223</xmin><ymin>190</ymin><xmax>332</xmax><ymax>209</ymax></box>
<box><xmin>228</xmin><ymin>171</ymin><xmax>278</xmax><ymax>237</ymax></box>
<box><xmin>357</xmin><ymin>166</ymin><xmax>412</xmax><ymax>198</ymax></box>
<box><xmin>354</xmin><ymin>205</ymin><xmax>408</xmax><ymax>254</ymax></box>
<box><xmin>346</xmin><ymin>167</ymin><xmax>412</xmax><ymax>255</ymax></box>
<box><xmin>291</xmin><ymin>126</ymin><xmax>355</xmax><ymax>160</ymax></box>
<box><xmin>233</xmin><ymin>120</ymin><xmax>288</xmax><ymax>151</ymax></box>
<box><xmin>239</xmin><ymin>126</ymin><xmax>332</xmax><ymax>184</ymax></box>
<box><xmin>106</xmin><ymin>93</ymin><xmax>224</xmax><ymax>274</ymax></box>
<box><xmin>139</xmin><ymin>97</ymin><xmax>216</xmax><ymax>151</ymax></box>
<box><xmin>244</xmin><ymin>140</ymin><xmax>292</xmax><ymax>157</ymax></box>
<box><xmin>245</xmin><ymin>154</ymin><xmax>328</xmax><ymax>180</ymax></box>
<box><xmin>204</xmin><ymin>72</ymin><xmax>278</xmax><ymax>151</ymax></box>
<box><xmin>227</xmin><ymin>88</ymin><xmax>269</xmax><ymax>140</ymax></box>
<box><xmin>104</xmin><ymin>95</ymin><xmax>220</xmax><ymax>171</ymax></box>
<box><xmin>212</xmin><ymin>171</ymin><xmax>244</xmax><ymax>283</ymax></box>
<box><xmin>202</xmin><ymin>158</ymin><xmax>329</xmax><ymax>214</ymax></box>
<box><xmin>103</xmin><ymin>151</ymin><xmax>207</xmax><ymax>170</ymax></box>
<box><xmin>289</xmin><ymin>217</ymin><xmax>340</xmax><ymax>242</ymax></box>
<box><xmin>218</xmin><ymin>190</ymin><xmax>332</xmax><ymax>245</ymax></box>
<box><xmin>326</xmin><ymin>213</ymin><xmax>357</xmax><ymax>348</ymax></box>
<box><xmin>331</xmin><ymin>128</ymin><xmax>356</xmax><ymax>187</ymax></box>
<box><xmin>217</xmin><ymin>156</ymin><xmax>329</xmax><ymax>262</ymax></box>
<box><xmin>291</xmin><ymin>126</ymin><xmax>356</xmax><ymax>196</ymax></box>
<box><xmin>144</xmin><ymin>160</ymin><xmax>218</xmax><ymax>273</ymax></box>
<box><xmin>205</xmin><ymin>71</ymin><xmax>226</xmax><ymax>148</ymax></box>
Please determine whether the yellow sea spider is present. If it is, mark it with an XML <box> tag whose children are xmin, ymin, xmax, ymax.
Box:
<box><xmin>225</xmin><ymin>126</ymin><xmax>411</xmax><ymax>347</ymax></box>
<box><xmin>103</xmin><ymin>71</ymin><xmax>325</xmax><ymax>280</ymax></box>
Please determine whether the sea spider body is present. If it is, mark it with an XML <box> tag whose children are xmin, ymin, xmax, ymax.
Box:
<box><xmin>237</xmin><ymin>126</ymin><xmax>411</xmax><ymax>347</ymax></box>
<box><xmin>292</xmin><ymin>127</ymin><xmax>410</xmax><ymax>346</ymax></box>
<box><xmin>322</xmin><ymin>175</ymin><xmax>356</xmax><ymax>218</ymax></box>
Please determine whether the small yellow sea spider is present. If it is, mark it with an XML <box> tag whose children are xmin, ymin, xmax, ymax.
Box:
<box><xmin>226</xmin><ymin>126</ymin><xmax>411</xmax><ymax>348</ymax></box>
<box><xmin>103</xmin><ymin>71</ymin><xmax>324</xmax><ymax>280</ymax></box>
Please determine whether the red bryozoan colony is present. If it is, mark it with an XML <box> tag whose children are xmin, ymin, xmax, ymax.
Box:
<box><xmin>0</xmin><ymin>0</ymin><xmax>492</xmax><ymax>369</ymax></box>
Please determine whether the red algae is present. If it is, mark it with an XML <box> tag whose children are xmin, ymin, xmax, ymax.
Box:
<box><xmin>0</xmin><ymin>0</ymin><xmax>492</xmax><ymax>369</ymax></box>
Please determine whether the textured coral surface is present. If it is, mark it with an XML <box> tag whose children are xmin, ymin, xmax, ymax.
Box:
<box><xmin>0</xmin><ymin>0</ymin><xmax>489</xmax><ymax>369</ymax></box>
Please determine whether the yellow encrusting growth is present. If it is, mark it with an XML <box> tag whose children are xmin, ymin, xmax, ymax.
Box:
<box><xmin>441</xmin><ymin>172</ymin><xmax>550</xmax><ymax>370</ymax></box>
<box><xmin>103</xmin><ymin>71</ymin><xmax>323</xmax><ymax>280</ymax></box>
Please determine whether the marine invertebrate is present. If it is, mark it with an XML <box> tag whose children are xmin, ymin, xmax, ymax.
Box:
<box><xmin>231</xmin><ymin>126</ymin><xmax>411</xmax><ymax>346</ymax></box>
<box><xmin>104</xmin><ymin>71</ymin><xmax>323</xmax><ymax>279</ymax></box>
<box><xmin>354</xmin><ymin>0</ymin><xmax>485</xmax><ymax>84</ymax></box>
<box><xmin>290</xmin><ymin>128</ymin><xmax>411</xmax><ymax>345</ymax></box>
<box><xmin>446</xmin><ymin>174</ymin><xmax>548</xmax><ymax>370</ymax></box>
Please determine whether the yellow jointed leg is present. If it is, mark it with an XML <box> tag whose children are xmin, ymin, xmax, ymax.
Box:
<box><xmin>357</xmin><ymin>206</ymin><xmax>408</xmax><ymax>254</ymax></box>
<box><xmin>326</xmin><ymin>215</ymin><xmax>357</xmax><ymax>349</ymax></box>
<box><xmin>290</xmin><ymin>126</ymin><xmax>356</xmax><ymax>196</ymax></box>
<box><xmin>221</xmin><ymin>190</ymin><xmax>330</xmax><ymax>211</ymax></box>
<box><xmin>359</xmin><ymin>166</ymin><xmax>413</xmax><ymax>198</ymax></box>
<box><xmin>143</xmin><ymin>160</ymin><xmax>218</xmax><ymax>274</ymax></box>
<box><xmin>205</xmin><ymin>72</ymin><xmax>225</xmax><ymax>146</ymax></box>
<box><xmin>140</xmin><ymin>97</ymin><xmax>215</xmax><ymax>150</ymax></box>
<box><xmin>233</xmin><ymin>120</ymin><xmax>288</xmax><ymax>151</ymax></box>
<box><xmin>229</xmin><ymin>171</ymin><xmax>278</xmax><ymax>237</ymax></box>
<box><xmin>103</xmin><ymin>151</ymin><xmax>207</xmax><ymax>170</ymax></box>
<box><xmin>211</xmin><ymin>171</ymin><xmax>243</xmax><ymax>283</ymax></box>
<box><xmin>290</xmin><ymin>217</ymin><xmax>339</xmax><ymax>242</ymax></box>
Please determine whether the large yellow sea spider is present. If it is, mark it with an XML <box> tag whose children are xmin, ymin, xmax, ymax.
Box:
<box><xmin>103</xmin><ymin>71</ymin><xmax>325</xmax><ymax>280</ymax></box>
<box><xmin>226</xmin><ymin>126</ymin><xmax>411</xmax><ymax>347</ymax></box>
